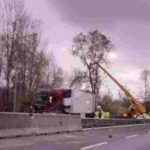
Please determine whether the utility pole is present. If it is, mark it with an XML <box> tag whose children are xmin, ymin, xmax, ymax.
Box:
<box><xmin>13</xmin><ymin>55</ymin><xmax>18</xmax><ymax>112</ymax></box>
<box><xmin>13</xmin><ymin>33</ymin><xmax>18</xmax><ymax>112</ymax></box>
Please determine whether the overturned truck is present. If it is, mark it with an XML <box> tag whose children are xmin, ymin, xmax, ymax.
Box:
<box><xmin>21</xmin><ymin>88</ymin><xmax>95</xmax><ymax>116</ymax></box>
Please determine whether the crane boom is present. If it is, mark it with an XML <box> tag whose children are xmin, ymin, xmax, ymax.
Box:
<box><xmin>96</xmin><ymin>63</ymin><xmax>145</xmax><ymax>114</ymax></box>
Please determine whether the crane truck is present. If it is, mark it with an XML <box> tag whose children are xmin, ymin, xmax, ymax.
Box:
<box><xmin>95</xmin><ymin>62</ymin><xmax>146</xmax><ymax>118</ymax></box>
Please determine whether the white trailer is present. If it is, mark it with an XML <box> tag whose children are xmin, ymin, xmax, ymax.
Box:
<box><xmin>63</xmin><ymin>90</ymin><xmax>95</xmax><ymax>118</ymax></box>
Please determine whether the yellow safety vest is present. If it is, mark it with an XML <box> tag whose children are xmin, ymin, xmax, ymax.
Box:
<box><xmin>104</xmin><ymin>112</ymin><xmax>110</xmax><ymax>119</ymax></box>
<box><xmin>94</xmin><ymin>111</ymin><xmax>99</xmax><ymax>118</ymax></box>
<box><xmin>143</xmin><ymin>113</ymin><xmax>147</xmax><ymax>119</ymax></box>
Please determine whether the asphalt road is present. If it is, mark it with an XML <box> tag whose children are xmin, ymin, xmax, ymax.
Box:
<box><xmin>0</xmin><ymin>125</ymin><xmax>150</xmax><ymax>150</ymax></box>
<box><xmin>81</xmin><ymin>132</ymin><xmax>150</xmax><ymax>150</ymax></box>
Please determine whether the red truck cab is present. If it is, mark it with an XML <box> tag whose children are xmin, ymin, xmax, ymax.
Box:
<box><xmin>33</xmin><ymin>88</ymin><xmax>71</xmax><ymax>113</ymax></box>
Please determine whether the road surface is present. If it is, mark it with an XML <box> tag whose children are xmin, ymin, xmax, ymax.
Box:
<box><xmin>0</xmin><ymin>125</ymin><xmax>150</xmax><ymax>150</ymax></box>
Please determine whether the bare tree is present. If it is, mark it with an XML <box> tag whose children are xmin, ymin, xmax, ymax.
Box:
<box><xmin>0</xmin><ymin>0</ymin><xmax>49</xmax><ymax>111</ymax></box>
<box><xmin>69</xmin><ymin>69</ymin><xmax>85</xmax><ymax>89</ymax></box>
<box><xmin>0</xmin><ymin>0</ymin><xmax>25</xmax><ymax>108</ymax></box>
<box><xmin>139</xmin><ymin>69</ymin><xmax>150</xmax><ymax>112</ymax></box>
<box><xmin>71</xmin><ymin>30</ymin><xmax>113</xmax><ymax>96</ymax></box>
<box><xmin>40</xmin><ymin>53</ymin><xmax>64</xmax><ymax>88</ymax></box>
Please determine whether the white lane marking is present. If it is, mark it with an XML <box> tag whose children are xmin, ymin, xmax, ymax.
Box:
<box><xmin>63</xmin><ymin>134</ymin><xmax>78</xmax><ymax>139</ymax></box>
<box><xmin>147</xmin><ymin>131</ymin><xmax>150</xmax><ymax>134</ymax></box>
<box><xmin>80</xmin><ymin>142</ymin><xmax>108</xmax><ymax>150</ymax></box>
<box><xmin>125</xmin><ymin>134</ymin><xmax>138</xmax><ymax>139</ymax></box>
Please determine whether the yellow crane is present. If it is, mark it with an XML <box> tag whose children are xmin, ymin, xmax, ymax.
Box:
<box><xmin>95</xmin><ymin>62</ymin><xmax>145</xmax><ymax>117</ymax></box>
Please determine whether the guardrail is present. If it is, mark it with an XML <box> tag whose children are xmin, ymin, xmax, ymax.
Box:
<box><xmin>82</xmin><ymin>118</ymin><xmax>150</xmax><ymax>128</ymax></box>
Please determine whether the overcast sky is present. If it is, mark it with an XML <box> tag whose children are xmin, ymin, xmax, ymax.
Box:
<box><xmin>25</xmin><ymin>0</ymin><xmax>150</xmax><ymax>98</ymax></box>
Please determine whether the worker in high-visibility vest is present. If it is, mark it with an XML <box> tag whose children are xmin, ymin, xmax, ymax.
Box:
<box><xmin>94</xmin><ymin>105</ymin><xmax>103</xmax><ymax>118</ymax></box>
<box><xmin>143</xmin><ymin>113</ymin><xmax>149</xmax><ymax>119</ymax></box>
<box><xmin>94</xmin><ymin>111</ymin><xmax>99</xmax><ymax>118</ymax></box>
<box><xmin>103</xmin><ymin>112</ymin><xmax>110</xmax><ymax>119</ymax></box>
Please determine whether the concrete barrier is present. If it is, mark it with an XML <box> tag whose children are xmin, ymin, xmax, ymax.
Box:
<box><xmin>0</xmin><ymin>113</ymin><xmax>82</xmax><ymax>138</ymax></box>
<box><xmin>1</xmin><ymin>113</ymin><xmax>150</xmax><ymax>138</ymax></box>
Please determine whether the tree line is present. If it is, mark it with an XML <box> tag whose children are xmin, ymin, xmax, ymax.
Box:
<box><xmin>0</xmin><ymin>0</ymin><xmax>64</xmax><ymax>111</ymax></box>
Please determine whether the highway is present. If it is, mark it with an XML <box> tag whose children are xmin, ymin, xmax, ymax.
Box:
<box><xmin>81</xmin><ymin>132</ymin><xmax>150</xmax><ymax>150</ymax></box>
<box><xmin>0</xmin><ymin>125</ymin><xmax>150</xmax><ymax>150</ymax></box>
